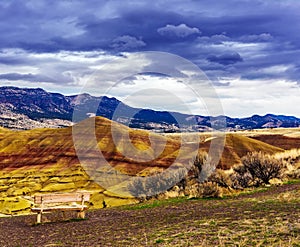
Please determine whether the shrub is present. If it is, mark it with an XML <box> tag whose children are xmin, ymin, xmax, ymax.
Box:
<box><xmin>208</xmin><ymin>169</ymin><xmax>232</xmax><ymax>189</ymax></box>
<box><xmin>190</xmin><ymin>151</ymin><xmax>216</xmax><ymax>182</ymax></box>
<box><xmin>198</xmin><ymin>182</ymin><xmax>222</xmax><ymax>198</ymax></box>
<box><xmin>274</xmin><ymin>149</ymin><xmax>300</xmax><ymax>165</ymax></box>
<box><xmin>285</xmin><ymin>163</ymin><xmax>300</xmax><ymax>179</ymax></box>
<box><xmin>241</xmin><ymin>152</ymin><xmax>284</xmax><ymax>185</ymax></box>
<box><xmin>189</xmin><ymin>152</ymin><xmax>205</xmax><ymax>180</ymax></box>
<box><xmin>274</xmin><ymin>149</ymin><xmax>300</xmax><ymax>179</ymax></box>
<box><xmin>231</xmin><ymin>164</ymin><xmax>254</xmax><ymax>188</ymax></box>
<box><xmin>127</xmin><ymin>167</ymin><xmax>188</xmax><ymax>200</ymax></box>
<box><xmin>127</xmin><ymin>177</ymin><xmax>147</xmax><ymax>201</ymax></box>
<box><xmin>129</xmin><ymin>151</ymin><xmax>221</xmax><ymax>200</ymax></box>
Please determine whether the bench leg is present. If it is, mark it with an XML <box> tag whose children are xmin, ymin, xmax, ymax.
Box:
<box><xmin>62</xmin><ymin>211</ymin><xmax>66</xmax><ymax>220</ymax></box>
<box><xmin>77</xmin><ymin>210</ymin><xmax>85</xmax><ymax>219</ymax></box>
<box><xmin>37</xmin><ymin>212</ymin><xmax>42</xmax><ymax>224</ymax></box>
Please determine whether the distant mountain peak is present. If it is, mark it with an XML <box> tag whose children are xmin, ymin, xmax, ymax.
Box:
<box><xmin>0</xmin><ymin>86</ymin><xmax>299</xmax><ymax>131</ymax></box>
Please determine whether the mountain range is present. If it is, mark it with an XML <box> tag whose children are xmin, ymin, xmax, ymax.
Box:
<box><xmin>0</xmin><ymin>86</ymin><xmax>299</xmax><ymax>131</ymax></box>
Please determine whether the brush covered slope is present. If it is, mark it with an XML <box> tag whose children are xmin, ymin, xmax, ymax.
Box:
<box><xmin>0</xmin><ymin>117</ymin><xmax>286</xmax><ymax>215</ymax></box>
<box><xmin>166</xmin><ymin>132</ymin><xmax>284</xmax><ymax>169</ymax></box>
<box><xmin>205</xmin><ymin>133</ymin><xmax>283</xmax><ymax>169</ymax></box>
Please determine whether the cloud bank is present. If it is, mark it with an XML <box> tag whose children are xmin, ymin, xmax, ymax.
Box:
<box><xmin>0</xmin><ymin>0</ymin><xmax>299</xmax><ymax>117</ymax></box>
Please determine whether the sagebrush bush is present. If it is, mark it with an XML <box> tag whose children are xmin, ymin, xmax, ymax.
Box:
<box><xmin>274</xmin><ymin>149</ymin><xmax>300</xmax><ymax>179</ymax></box>
<box><xmin>189</xmin><ymin>151</ymin><xmax>207</xmax><ymax>180</ymax></box>
<box><xmin>241</xmin><ymin>152</ymin><xmax>284</xmax><ymax>185</ymax></box>
<box><xmin>128</xmin><ymin>151</ymin><xmax>231</xmax><ymax>200</ymax></box>
<box><xmin>285</xmin><ymin>163</ymin><xmax>300</xmax><ymax>179</ymax></box>
<box><xmin>208</xmin><ymin>169</ymin><xmax>232</xmax><ymax>189</ymax></box>
<box><xmin>190</xmin><ymin>151</ymin><xmax>217</xmax><ymax>183</ymax></box>
<box><xmin>127</xmin><ymin>167</ymin><xmax>187</xmax><ymax>200</ymax></box>
<box><xmin>274</xmin><ymin>149</ymin><xmax>300</xmax><ymax>164</ymax></box>
<box><xmin>198</xmin><ymin>182</ymin><xmax>222</xmax><ymax>198</ymax></box>
<box><xmin>231</xmin><ymin>164</ymin><xmax>254</xmax><ymax>188</ymax></box>
<box><xmin>127</xmin><ymin>177</ymin><xmax>147</xmax><ymax>200</ymax></box>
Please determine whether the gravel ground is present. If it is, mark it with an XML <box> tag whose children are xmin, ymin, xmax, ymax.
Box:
<box><xmin>0</xmin><ymin>183</ymin><xmax>299</xmax><ymax>247</ymax></box>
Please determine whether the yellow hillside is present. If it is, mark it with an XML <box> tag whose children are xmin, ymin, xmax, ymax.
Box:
<box><xmin>0</xmin><ymin>117</ymin><xmax>190</xmax><ymax>214</ymax></box>
<box><xmin>218</xmin><ymin>134</ymin><xmax>283</xmax><ymax>169</ymax></box>
<box><xmin>0</xmin><ymin>117</ymin><xmax>287</xmax><ymax>215</ymax></box>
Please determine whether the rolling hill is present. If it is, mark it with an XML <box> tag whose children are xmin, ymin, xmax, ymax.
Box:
<box><xmin>0</xmin><ymin>116</ymin><xmax>192</xmax><ymax>214</ymax></box>
<box><xmin>166</xmin><ymin>132</ymin><xmax>284</xmax><ymax>170</ymax></box>
<box><xmin>250</xmin><ymin>134</ymin><xmax>300</xmax><ymax>150</ymax></box>
<box><xmin>0</xmin><ymin>116</ymin><xmax>286</xmax><ymax>215</ymax></box>
<box><xmin>207</xmin><ymin>134</ymin><xmax>283</xmax><ymax>169</ymax></box>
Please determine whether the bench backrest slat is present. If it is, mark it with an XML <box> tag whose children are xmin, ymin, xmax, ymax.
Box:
<box><xmin>34</xmin><ymin>193</ymin><xmax>90</xmax><ymax>204</ymax></box>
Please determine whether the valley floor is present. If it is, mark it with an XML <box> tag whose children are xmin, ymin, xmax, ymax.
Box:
<box><xmin>0</xmin><ymin>182</ymin><xmax>299</xmax><ymax>247</ymax></box>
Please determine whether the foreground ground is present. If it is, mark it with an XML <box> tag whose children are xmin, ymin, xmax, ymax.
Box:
<box><xmin>0</xmin><ymin>182</ymin><xmax>299</xmax><ymax>247</ymax></box>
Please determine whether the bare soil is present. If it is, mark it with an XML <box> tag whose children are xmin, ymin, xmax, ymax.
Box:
<box><xmin>0</xmin><ymin>183</ymin><xmax>299</xmax><ymax>247</ymax></box>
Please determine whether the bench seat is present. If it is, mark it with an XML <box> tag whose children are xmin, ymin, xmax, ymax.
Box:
<box><xmin>31</xmin><ymin>204</ymin><xmax>88</xmax><ymax>212</ymax></box>
<box><xmin>31</xmin><ymin>191</ymin><xmax>90</xmax><ymax>223</ymax></box>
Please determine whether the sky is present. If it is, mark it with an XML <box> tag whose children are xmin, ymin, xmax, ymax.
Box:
<box><xmin>0</xmin><ymin>0</ymin><xmax>299</xmax><ymax>117</ymax></box>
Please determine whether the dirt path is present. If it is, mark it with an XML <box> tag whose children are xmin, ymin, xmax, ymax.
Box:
<box><xmin>0</xmin><ymin>183</ymin><xmax>299</xmax><ymax>247</ymax></box>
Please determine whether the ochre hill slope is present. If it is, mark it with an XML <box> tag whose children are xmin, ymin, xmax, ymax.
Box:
<box><xmin>0</xmin><ymin>117</ymin><xmax>184</xmax><ymax>172</ymax></box>
<box><xmin>0</xmin><ymin>117</ymin><xmax>285</xmax><ymax>214</ymax></box>
<box><xmin>219</xmin><ymin>134</ymin><xmax>283</xmax><ymax>169</ymax></box>
<box><xmin>171</xmin><ymin>133</ymin><xmax>284</xmax><ymax>170</ymax></box>
<box><xmin>229</xmin><ymin>127</ymin><xmax>300</xmax><ymax>150</ymax></box>
<box><xmin>166</xmin><ymin>132</ymin><xmax>284</xmax><ymax>169</ymax></box>
<box><xmin>0</xmin><ymin>117</ymin><xmax>193</xmax><ymax>214</ymax></box>
<box><xmin>250</xmin><ymin>134</ymin><xmax>300</xmax><ymax>150</ymax></box>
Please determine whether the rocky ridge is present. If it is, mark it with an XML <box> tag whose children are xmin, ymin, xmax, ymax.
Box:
<box><xmin>0</xmin><ymin>86</ymin><xmax>299</xmax><ymax>131</ymax></box>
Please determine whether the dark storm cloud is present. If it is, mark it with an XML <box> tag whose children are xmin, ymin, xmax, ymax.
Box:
<box><xmin>110</xmin><ymin>35</ymin><xmax>146</xmax><ymax>51</ymax></box>
<box><xmin>207</xmin><ymin>52</ymin><xmax>243</xmax><ymax>66</ymax></box>
<box><xmin>0</xmin><ymin>73</ymin><xmax>55</xmax><ymax>82</ymax></box>
<box><xmin>0</xmin><ymin>0</ymin><xmax>299</xmax><ymax>83</ymax></box>
<box><xmin>0</xmin><ymin>56</ymin><xmax>28</xmax><ymax>65</ymax></box>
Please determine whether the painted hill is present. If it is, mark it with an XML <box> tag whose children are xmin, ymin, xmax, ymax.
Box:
<box><xmin>0</xmin><ymin>116</ymin><xmax>285</xmax><ymax>214</ymax></box>
<box><xmin>0</xmin><ymin>116</ymin><xmax>192</xmax><ymax>214</ymax></box>
<box><xmin>166</xmin><ymin>133</ymin><xmax>284</xmax><ymax>170</ymax></box>
<box><xmin>250</xmin><ymin>134</ymin><xmax>300</xmax><ymax>150</ymax></box>
<box><xmin>0</xmin><ymin>117</ymin><xmax>184</xmax><ymax>172</ymax></box>
<box><xmin>209</xmin><ymin>134</ymin><xmax>283</xmax><ymax>169</ymax></box>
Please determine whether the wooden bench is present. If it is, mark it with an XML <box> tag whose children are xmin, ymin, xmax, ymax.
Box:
<box><xmin>31</xmin><ymin>191</ymin><xmax>90</xmax><ymax>223</ymax></box>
